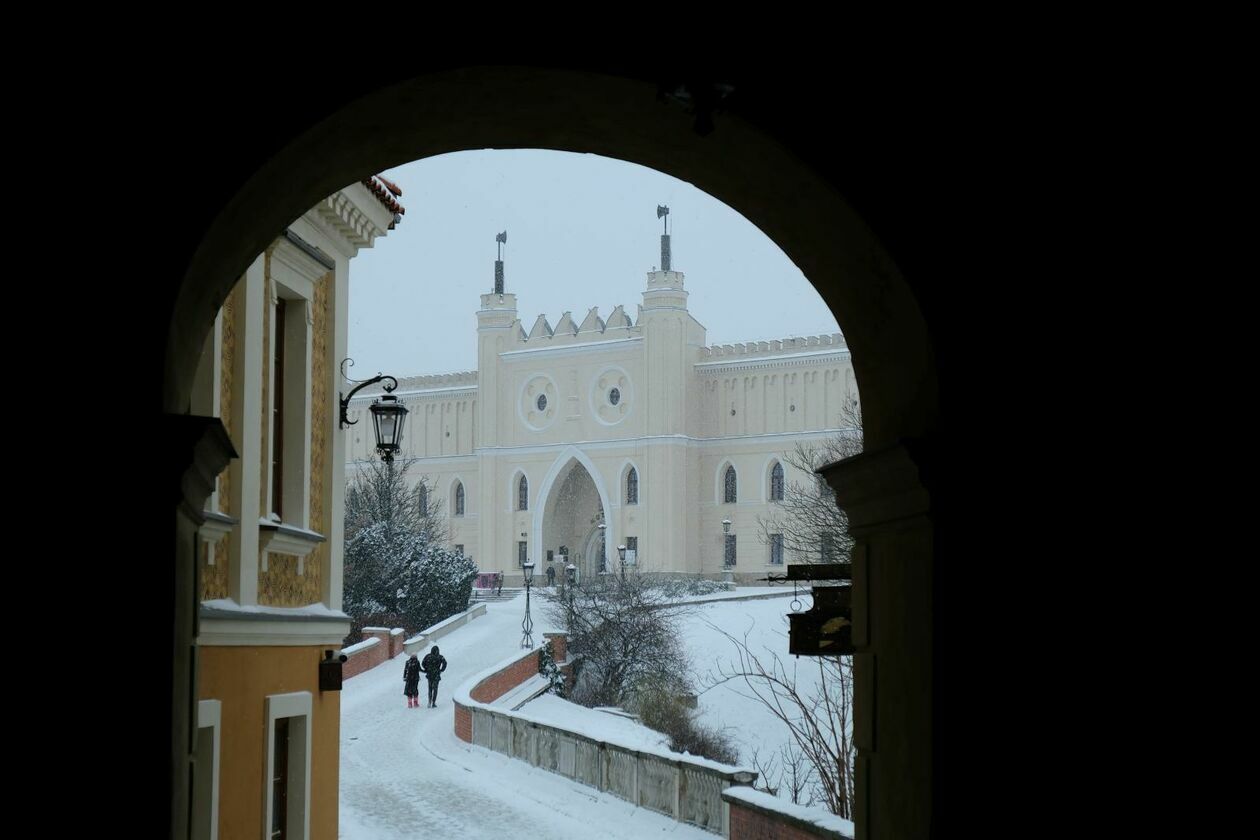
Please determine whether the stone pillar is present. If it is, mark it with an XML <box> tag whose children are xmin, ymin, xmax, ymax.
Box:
<box><xmin>821</xmin><ymin>442</ymin><xmax>933</xmax><ymax>840</ymax></box>
<box><xmin>168</xmin><ymin>414</ymin><xmax>236</xmax><ymax>840</ymax></box>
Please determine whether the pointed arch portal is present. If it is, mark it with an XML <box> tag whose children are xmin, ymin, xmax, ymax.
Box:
<box><xmin>533</xmin><ymin>448</ymin><xmax>613</xmax><ymax>583</ymax></box>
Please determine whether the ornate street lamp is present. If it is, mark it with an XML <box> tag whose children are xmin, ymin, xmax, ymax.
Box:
<box><xmin>339</xmin><ymin>360</ymin><xmax>408</xmax><ymax>463</ymax></box>
<box><xmin>521</xmin><ymin>560</ymin><xmax>535</xmax><ymax>649</ymax></box>
<box><xmin>618</xmin><ymin>544</ymin><xmax>627</xmax><ymax>582</ymax></box>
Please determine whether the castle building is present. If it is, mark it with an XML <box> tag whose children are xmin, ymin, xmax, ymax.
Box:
<box><xmin>347</xmin><ymin>218</ymin><xmax>859</xmax><ymax>583</ymax></box>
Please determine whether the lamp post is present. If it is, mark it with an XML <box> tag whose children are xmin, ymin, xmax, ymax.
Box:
<box><xmin>721</xmin><ymin>518</ymin><xmax>733</xmax><ymax>583</ymax></box>
<box><xmin>564</xmin><ymin>562</ymin><xmax>577</xmax><ymax>638</ymax></box>
<box><xmin>618</xmin><ymin>544</ymin><xmax>627</xmax><ymax>583</ymax></box>
<box><xmin>521</xmin><ymin>560</ymin><xmax>535</xmax><ymax>649</ymax></box>
<box><xmin>597</xmin><ymin>522</ymin><xmax>607</xmax><ymax>573</ymax></box>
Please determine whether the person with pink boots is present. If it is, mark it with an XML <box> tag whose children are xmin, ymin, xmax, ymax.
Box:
<box><xmin>403</xmin><ymin>652</ymin><xmax>421</xmax><ymax>708</ymax></box>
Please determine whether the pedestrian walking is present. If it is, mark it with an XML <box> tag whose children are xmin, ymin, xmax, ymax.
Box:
<box><xmin>403</xmin><ymin>652</ymin><xmax>421</xmax><ymax>708</ymax></box>
<box><xmin>421</xmin><ymin>645</ymin><xmax>448</xmax><ymax>707</ymax></box>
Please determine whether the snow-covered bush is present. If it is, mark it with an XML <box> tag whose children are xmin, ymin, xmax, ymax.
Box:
<box><xmin>343</xmin><ymin>458</ymin><xmax>476</xmax><ymax>641</ymax></box>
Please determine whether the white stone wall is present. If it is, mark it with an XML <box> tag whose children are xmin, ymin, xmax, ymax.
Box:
<box><xmin>348</xmin><ymin>267</ymin><xmax>858</xmax><ymax>579</ymax></box>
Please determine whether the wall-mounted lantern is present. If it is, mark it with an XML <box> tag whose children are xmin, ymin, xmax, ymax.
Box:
<box><xmin>319</xmin><ymin>649</ymin><xmax>349</xmax><ymax>691</ymax></box>
<box><xmin>339</xmin><ymin>359</ymin><xmax>408</xmax><ymax>463</ymax></box>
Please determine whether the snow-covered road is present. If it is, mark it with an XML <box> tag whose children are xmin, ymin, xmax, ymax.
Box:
<box><xmin>338</xmin><ymin>595</ymin><xmax>714</xmax><ymax>839</ymax></box>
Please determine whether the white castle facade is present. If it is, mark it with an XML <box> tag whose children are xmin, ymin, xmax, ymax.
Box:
<box><xmin>347</xmin><ymin>232</ymin><xmax>859</xmax><ymax>584</ymax></box>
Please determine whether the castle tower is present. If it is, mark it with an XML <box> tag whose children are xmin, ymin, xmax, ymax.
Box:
<box><xmin>639</xmin><ymin>206</ymin><xmax>692</xmax><ymax>573</ymax></box>
<box><xmin>477</xmin><ymin>231</ymin><xmax>516</xmax><ymax>448</ymax></box>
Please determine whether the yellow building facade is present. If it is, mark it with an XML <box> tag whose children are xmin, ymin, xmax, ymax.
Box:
<box><xmin>189</xmin><ymin>178</ymin><xmax>400</xmax><ymax>840</ymax></box>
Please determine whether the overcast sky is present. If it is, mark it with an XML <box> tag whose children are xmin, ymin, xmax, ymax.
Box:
<box><xmin>345</xmin><ymin>150</ymin><xmax>839</xmax><ymax>379</ymax></box>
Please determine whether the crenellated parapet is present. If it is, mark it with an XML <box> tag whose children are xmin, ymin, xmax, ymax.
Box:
<box><xmin>699</xmin><ymin>332</ymin><xmax>847</xmax><ymax>360</ymax></box>
<box><xmin>508</xmin><ymin>304</ymin><xmax>639</xmax><ymax>350</ymax></box>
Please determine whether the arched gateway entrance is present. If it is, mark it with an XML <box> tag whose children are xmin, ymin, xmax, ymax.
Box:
<box><xmin>535</xmin><ymin>450</ymin><xmax>613</xmax><ymax>584</ymax></box>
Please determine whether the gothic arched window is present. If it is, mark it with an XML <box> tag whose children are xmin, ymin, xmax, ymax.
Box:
<box><xmin>417</xmin><ymin>484</ymin><xmax>429</xmax><ymax>516</ymax></box>
<box><xmin>626</xmin><ymin>467</ymin><xmax>638</xmax><ymax>505</ymax></box>
<box><xmin>518</xmin><ymin>474</ymin><xmax>528</xmax><ymax>511</ymax></box>
<box><xmin>723</xmin><ymin>465</ymin><xmax>738</xmax><ymax>504</ymax></box>
<box><xmin>770</xmin><ymin>462</ymin><xmax>784</xmax><ymax>502</ymax></box>
<box><xmin>454</xmin><ymin>482</ymin><xmax>465</xmax><ymax>516</ymax></box>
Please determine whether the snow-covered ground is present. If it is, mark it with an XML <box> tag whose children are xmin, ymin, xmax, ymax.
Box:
<box><xmin>339</xmin><ymin>595</ymin><xmax>715</xmax><ymax>839</ymax></box>
<box><xmin>339</xmin><ymin>588</ymin><xmax>821</xmax><ymax>838</ymax></box>
<box><xmin>680</xmin><ymin>592</ymin><xmax>822</xmax><ymax>769</ymax></box>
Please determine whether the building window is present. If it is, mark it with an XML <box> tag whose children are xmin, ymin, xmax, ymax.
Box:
<box><xmin>272</xmin><ymin>299</ymin><xmax>286</xmax><ymax>519</ymax></box>
<box><xmin>518</xmin><ymin>540</ymin><xmax>528</xmax><ymax>567</ymax></box>
<box><xmin>724</xmin><ymin>534</ymin><xmax>737</xmax><ymax>566</ymax></box>
<box><xmin>271</xmin><ymin>717</ymin><xmax>289</xmax><ymax>839</ymax></box>
<box><xmin>454</xmin><ymin>482</ymin><xmax>465</xmax><ymax>516</ymax></box>
<box><xmin>417</xmin><ymin>485</ymin><xmax>428</xmax><ymax>517</ymax></box>
<box><xmin>537</xmin><ymin>394</ymin><xmax>547</xmax><ymax>412</ymax></box>
<box><xmin>264</xmin><ymin>692</ymin><xmax>311</xmax><ymax>840</ymax></box>
<box><xmin>518</xmin><ymin>474</ymin><xmax>528</xmax><ymax>511</ymax></box>
<box><xmin>724</xmin><ymin>465</ymin><xmax>738</xmax><ymax>504</ymax></box>
<box><xmin>609</xmin><ymin>387</ymin><xmax>621</xmax><ymax>406</ymax></box>
<box><xmin>267</xmin><ymin>282</ymin><xmax>313</xmax><ymax>526</ymax></box>
<box><xmin>770</xmin><ymin>462</ymin><xmax>784</xmax><ymax>502</ymax></box>
<box><xmin>626</xmin><ymin>536</ymin><xmax>638</xmax><ymax>565</ymax></box>
<box><xmin>193</xmin><ymin>700</ymin><xmax>221</xmax><ymax>840</ymax></box>
<box><xmin>626</xmin><ymin>467</ymin><xmax>638</xmax><ymax>505</ymax></box>
<box><xmin>454</xmin><ymin>544</ymin><xmax>464</xmax><ymax>556</ymax></box>
<box><xmin>770</xmin><ymin>533</ymin><xmax>784</xmax><ymax>565</ymax></box>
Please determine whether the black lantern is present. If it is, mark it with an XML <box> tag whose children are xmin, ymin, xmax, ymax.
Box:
<box><xmin>319</xmin><ymin>649</ymin><xmax>349</xmax><ymax>692</ymax></box>
<box><xmin>369</xmin><ymin>393</ymin><xmax>407</xmax><ymax>463</ymax></box>
<box><xmin>523</xmin><ymin>560</ymin><xmax>535</xmax><ymax>585</ymax></box>
<box><xmin>339</xmin><ymin>360</ymin><xmax>408</xmax><ymax>463</ymax></box>
<box><xmin>617</xmin><ymin>544</ymin><xmax>627</xmax><ymax>581</ymax></box>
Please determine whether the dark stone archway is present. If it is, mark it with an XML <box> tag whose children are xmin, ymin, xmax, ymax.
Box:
<box><xmin>149</xmin><ymin>64</ymin><xmax>948</xmax><ymax>840</ymax></box>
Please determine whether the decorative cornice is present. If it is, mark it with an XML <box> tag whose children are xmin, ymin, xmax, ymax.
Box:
<box><xmin>819</xmin><ymin>442</ymin><xmax>931</xmax><ymax>532</ymax></box>
<box><xmin>259</xmin><ymin>520</ymin><xmax>325</xmax><ymax>561</ymax></box>
<box><xmin>314</xmin><ymin>188</ymin><xmax>388</xmax><ymax>253</ymax></box>
<box><xmin>199</xmin><ymin>510</ymin><xmax>237</xmax><ymax>543</ymax></box>
<box><xmin>167</xmin><ymin>415</ymin><xmax>237</xmax><ymax>523</ymax></box>
<box><xmin>500</xmin><ymin>336</ymin><xmax>643</xmax><ymax>360</ymax></box>
<box><xmin>281</xmin><ymin>229</ymin><xmax>335</xmax><ymax>271</ymax></box>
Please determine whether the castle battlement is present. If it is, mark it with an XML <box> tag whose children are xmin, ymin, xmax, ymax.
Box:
<box><xmin>699</xmin><ymin>332</ymin><xmax>847</xmax><ymax>360</ymax></box>
<box><xmin>513</xmin><ymin>304</ymin><xmax>638</xmax><ymax>348</ymax></box>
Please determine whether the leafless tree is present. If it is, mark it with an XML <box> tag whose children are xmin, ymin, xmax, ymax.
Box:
<box><xmin>704</xmin><ymin>622</ymin><xmax>856</xmax><ymax>819</ymax></box>
<box><xmin>542</xmin><ymin>572</ymin><xmax>692</xmax><ymax>708</ymax></box>
<box><xmin>758</xmin><ymin>399</ymin><xmax>863</xmax><ymax>565</ymax></box>
<box><xmin>345</xmin><ymin>456</ymin><xmax>448</xmax><ymax>546</ymax></box>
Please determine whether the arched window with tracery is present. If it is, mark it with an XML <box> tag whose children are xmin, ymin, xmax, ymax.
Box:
<box><xmin>626</xmin><ymin>467</ymin><xmax>638</xmax><ymax>505</ymax></box>
<box><xmin>417</xmin><ymin>484</ymin><xmax>428</xmax><ymax>516</ymax></box>
<box><xmin>454</xmin><ymin>482</ymin><xmax>465</xmax><ymax>516</ymax></box>
<box><xmin>770</xmin><ymin>462</ymin><xmax>784</xmax><ymax>502</ymax></box>
<box><xmin>518</xmin><ymin>474</ymin><xmax>528</xmax><ymax>511</ymax></box>
<box><xmin>723</xmin><ymin>465</ymin><xmax>738</xmax><ymax>504</ymax></box>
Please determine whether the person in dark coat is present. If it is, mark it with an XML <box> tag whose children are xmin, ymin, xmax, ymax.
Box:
<box><xmin>421</xmin><ymin>645</ymin><xmax>448</xmax><ymax>707</ymax></box>
<box><xmin>546</xmin><ymin>563</ymin><xmax>556</xmax><ymax>587</ymax></box>
<box><xmin>403</xmin><ymin>653</ymin><xmax>421</xmax><ymax>708</ymax></box>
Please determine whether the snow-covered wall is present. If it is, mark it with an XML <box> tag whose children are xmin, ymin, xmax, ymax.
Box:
<box><xmin>453</xmin><ymin>645</ymin><xmax>756</xmax><ymax>835</ymax></box>
<box><xmin>723</xmin><ymin>786</ymin><xmax>854</xmax><ymax>840</ymax></box>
